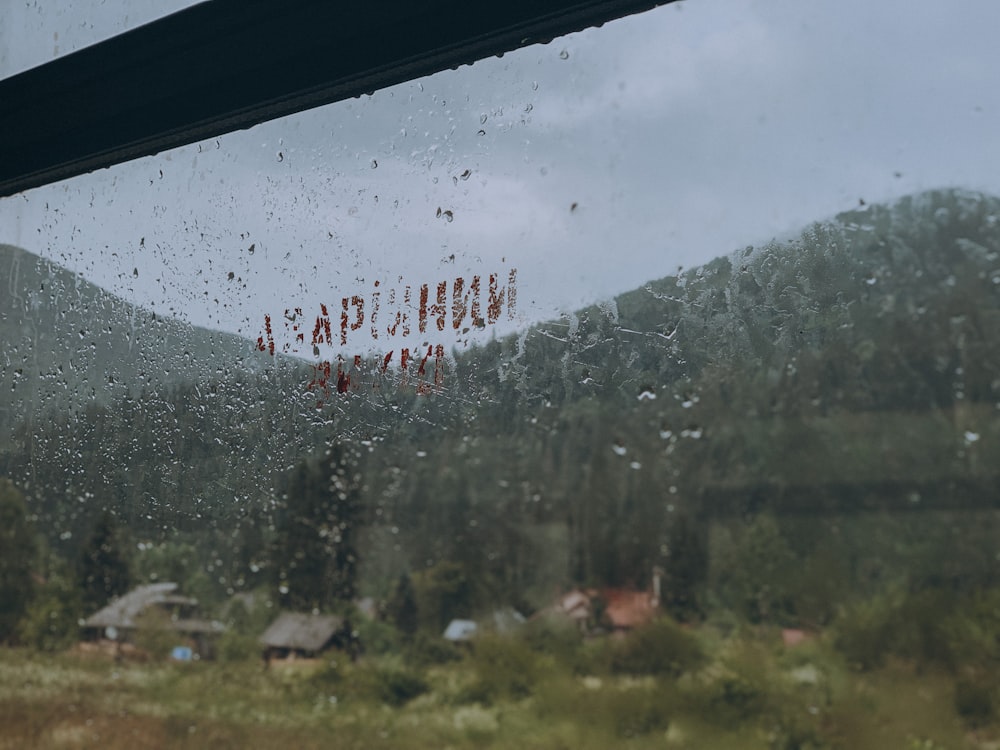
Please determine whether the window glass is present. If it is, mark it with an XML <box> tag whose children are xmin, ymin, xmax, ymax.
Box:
<box><xmin>3</xmin><ymin>1</ymin><xmax>1000</xmax><ymax>747</ymax></box>
<box><xmin>0</xmin><ymin>0</ymin><xmax>202</xmax><ymax>78</ymax></box>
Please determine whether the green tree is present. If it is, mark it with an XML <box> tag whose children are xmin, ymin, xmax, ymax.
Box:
<box><xmin>78</xmin><ymin>510</ymin><xmax>132</xmax><ymax>614</ymax></box>
<box><xmin>663</xmin><ymin>514</ymin><xmax>708</xmax><ymax>621</ymax></box>
<box><xmin>714</xmin><ymin>513</ymin><xmax>798</xmax><ymax>624</ymax></box>
<box><xmin>272</xmin><ymin>443</ymin><xmax>362</xmax><ymax>611</ymax></box>
<box><xmin>0</xmin><ymin>479</ymin><xmax>37</xmax><ymax>643</ymax></box>
<box><xmin>413</xmin><ymin>560</ymin><xmax>474</xmax><ymax>632</ymax></box>
<box><xmin>385</xmin><ymin>572</ymin><xmax>418</xmax><ymax>638</ymax></box>
<box><xmin>19</xmin><ymin>560</ymin><xmax>84</xmax><ymax>652</ymax></box>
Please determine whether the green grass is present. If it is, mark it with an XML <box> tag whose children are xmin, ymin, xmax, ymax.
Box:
<box><xmin>0</xmin><ymin>622</ymin><xmax>996</xmax><ymax>749</ymax></box>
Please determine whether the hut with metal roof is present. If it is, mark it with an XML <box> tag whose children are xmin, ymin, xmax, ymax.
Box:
<box><xmin>259</xmin><ymin>612</ymin><xmax>348</xmax><ymax>662</ymax></box>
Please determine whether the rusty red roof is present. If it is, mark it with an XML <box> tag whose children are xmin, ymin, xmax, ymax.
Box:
<box><xmin>602</xmin><ymin>589</ymin><xmax>656</xmax><ymax>630</ymax></box>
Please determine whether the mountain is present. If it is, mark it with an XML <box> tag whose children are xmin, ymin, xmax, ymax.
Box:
<box><xmin>0</xmin><ymin>243</ymin><xmax>269</xmax><ymax>450</ymax></box>
<box><xmin>3</xmin><ymin>188</ymin><xmax>1000</xmax><ymax>605</ymax></box>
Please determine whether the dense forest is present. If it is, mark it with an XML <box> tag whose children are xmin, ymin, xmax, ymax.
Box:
<box><xmin>2</xmin><ymin>187</ymin><xmax>1000</xmax><ymax>638</ymax></box>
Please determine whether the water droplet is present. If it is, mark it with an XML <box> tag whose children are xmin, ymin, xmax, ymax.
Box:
<box><xmin>477</xmin><ymin>129</ymin><xmax>486</xmax><ymax>136</ymax></box>
<box><xmin>612</xmin><ymin>442</ymin><xmax>627</xmax><ymax>456</ymax></box>
<box><xmin>276</xmin><ymin>151</ymin><xmax>284</xmax><ymax>162</ymax></box>
<box><xmin>371</xmin><ymin>159</ymin><xmax>378</xmax><ymax>169</ymax></box>
<box><xmin>460</xmin><ymin>169</ymin><xmax>471</xmax><ymax>181</ymax></box>
<box><xmin>965</xmin><ymin>431</ymin><xmax>981</xmax><ymax>443</ymax></box>
<box><xmin>524</xmin><ymin>103</ymin><xmax>533</xmax><ymax>113</ymax></box>
<box><xmin>638</xmin><ymin>388</ymin><xmax>657</xmax><ymax>401</ymax></box>
<box><xmin>629</xmin><ymin>461</ymin><xmax>641</xmax><ymax>470</ymax></box>
<box><xmin>480</xmin><ymin>113</ymin><xmax>488</xmax><ymax>124</ymax></box>
<box><xmin>559</xmin><ymin>49</ymin><xmax>570</xmax><ymax>60</ymax></box>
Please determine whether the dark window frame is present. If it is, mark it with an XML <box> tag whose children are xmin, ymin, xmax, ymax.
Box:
<box><xmin>0</xmin><ymin>0</ymin><xmax>672</xmax><ymax>198</ymax></box>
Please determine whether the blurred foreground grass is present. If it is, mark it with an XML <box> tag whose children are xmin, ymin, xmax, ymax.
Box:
<box><xmin>0</xmin><ymin>620</ymin><xmax>996</xmax><ymax>750</ymax></box>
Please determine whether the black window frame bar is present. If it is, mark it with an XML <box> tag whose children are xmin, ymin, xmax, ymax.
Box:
<box><xmin>0</xmin><ymin>0</ymin><xmax>671</xmax><ymax>198</ymax></box>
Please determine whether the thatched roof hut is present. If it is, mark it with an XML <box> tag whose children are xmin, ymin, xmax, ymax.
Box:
<box><xmin>259</xmin><ymin>612</ymin><xmax>346</xmax><ymax>660</ymax></box>
<box><xmin>82</xmin><ymin>582</ymin><xmax>224</xmax><ymax>658</ymax></box>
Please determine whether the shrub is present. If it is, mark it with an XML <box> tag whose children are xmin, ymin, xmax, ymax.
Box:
<box><xmin>954</xmin><ymin>676</ymin><xmax>994</xmax><ymax>726</ymax></box>
<box><xmin>711</xmin><ymin>514</ymin><xmax>799</xmax><ymax>625</ymax></box>
<box><xmin>612</xmin><ymin>618</ymin><xmax>704</xmax><ymax>676</ymax></box>
<box><xmin>834</xmin><ymin>588</ymin><xmax>998</xmax><ymax>671</ymax></box>
<box><xmin>520</xmin><ymin>617</ymin><xmax>589</xmax><ymax>672</ymax></box>
<box><xmin>833</xmin><ymin>594</ymin><xmax>898</xmax><ymax>671</ymax></box>
<box><xmin>356</xmin><ymin>618</ymin><xmax>400</xmax><ymax>656</ymax></box>
<box><xmin>133</xmin><ymin>608</ymin><xmax>179</xmax><ymax>660</ymax></box>
<box><xmin>406</xmin><ymin>631</ymin><xmax>461</xmax><ymax>667</ymax></box>
<box><xmin>606</xmin><ymin>688</ymin><xmax>670</xmax><ymax>738</ymax></box>
<box><xmin>18</xmin><ymin>571</ymin><xmax>83</xmax><ymax>652</ymax></box>
<box><xmin>701</xmin><ymin>672</ymin><xmax>767</xmax><ymax>728</ymax></box>
<box><xmin>216</xmin><ymin>631</ymin><xmax>259</xmax><ymax>663</ymax></box>
<box><xmin>470</xmin><ymin>634</ymin><xmax>540</xmax><ymax>701</ymax></box>
<box><xmin>375</xmin><ymin>667</ymin><xmax>429</xmax><ymax>706</ymax></box>
<box><xmin>535</xmin><ymin>676</ymin><xmax>674</xmax><ymax>738</ymax></box>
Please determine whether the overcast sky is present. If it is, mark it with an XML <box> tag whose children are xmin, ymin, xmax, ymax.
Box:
<box><xmin>2</xmin><ymin>0</ymin><xmax>999</xmax><ymax>360</ymax></box>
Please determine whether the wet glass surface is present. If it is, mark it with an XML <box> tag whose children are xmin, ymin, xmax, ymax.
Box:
<box><xmin>2</xmin><ymin>2</ymin><xmax>1000</xmax><ymax>748</ymax></box>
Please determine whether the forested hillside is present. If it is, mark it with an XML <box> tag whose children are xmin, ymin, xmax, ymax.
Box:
<box><xmin>2</xmin><ymin>187</ymin><xmax>999</xmax><ymax>617</ymax></box>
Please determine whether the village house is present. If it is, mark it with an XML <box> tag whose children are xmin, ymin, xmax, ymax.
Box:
<box><xmin>259</xmin><ymin>612</ymin><xmax>352</xmax><ymax>663</ymax></box>
<box><xmin>81</xmin><ymin>582</ymin><xmax>225</xmax><ymax>659</ymax></box>
<box><xmin>538</xmin><ymin>568</ymin><xmax>664</xmax><ymax>636</ymax></box>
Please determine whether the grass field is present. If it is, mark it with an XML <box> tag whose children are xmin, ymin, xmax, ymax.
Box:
<box><xmin>3</xmin><ymin>622</ymin><xmax>998</xmax><ymax>750</ymax></box>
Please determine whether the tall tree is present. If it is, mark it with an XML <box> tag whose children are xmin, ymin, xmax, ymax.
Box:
<box><xmin>0</xmin><ymin>479</ymin><xmax>37</xmax><ymax>643</ymax></box>
<box><xmin>272</xmin><ymin>443</ymin><xmax>362</xmax><ymax>611</ymax></box>
<box><xmin>78</xmin><ymin>510</ymin><xmax>132</xmax><ymax>614</ymax></box>
<box><xmin>385</xmin><ymin>572</ymin><xmax>418</xmax><ymax>638</ymax></box>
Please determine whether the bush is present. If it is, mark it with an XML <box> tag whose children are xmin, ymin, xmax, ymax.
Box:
<box><xmin>216</xmin><ymin>631</ymin><xmax>259</xmax><ymax>663</ymax></box>
<box><xmin>19</xmin><ymin>571</ymin><xmax>83</xmax><ymax>652</ymax></box>
<box><xmin>705</xmin><ymin>673</ymin><xmax>766</xmax><ymax>726</ymax></box>
<box><xmin>607</xmin><ymin>688</ymin><xmax>671</xmax><ymax>738</ymax></box>
<box><xmin>834</xmin><ymin>588</ymin><xmax>999</xmax><ymax>671</ymax></box>
<box><xmin>470</xmin><ymin>634</ymin><xmax>540</xmax><ymax>701</ymax></box>
<box><xmin>520</xmin><ymin>617</ymin><xmax>591</xmax><ymax>672</ymax></box>
<box><xmin>375</xmin><ymin>667</ymin><xmax>429</xmax><ymax>706</ymax></box>
<box><xmin>133</xmin><ymin>608</ymin><xmax>179</xmax><ymax>660</ymax></box>
<box><xmin>612</xmin><ymin>618</ymin><xmax>704</xmax><ymax>676</ymax></box>
<box><xmin>406</xmin><ymin>631</ymin><xmax>461</xmax><ymax>667</ymax></box>
<box><xmin>356</xmin><ymin>618</ymin><xmax>401</xmax><ymax>656</ymax></box>
<box><xmin>954</xmin><ymin>676</ymin><xmax>994</xmax><ymax>726</ymax></box>
<box><xmin>536</xmin><ymin>676</ymin><xmax>673</xmax><ymax>738</ymax></box>
<box><xmin>833</xmin><ymin>594</ymin><xmax>898</xmax><ymax>671</ymax></box>
<box><xmin>711</xmin><ymin>514</ymin><xmax>799</xmax><ymax>625</ymax></box>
